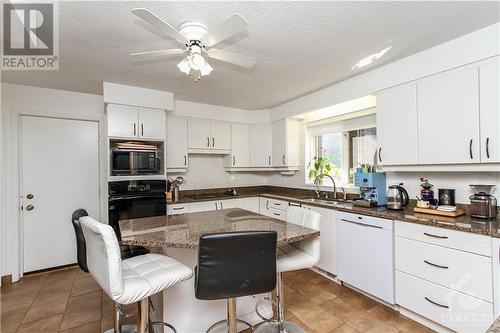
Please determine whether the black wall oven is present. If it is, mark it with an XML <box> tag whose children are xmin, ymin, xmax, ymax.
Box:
<box><xmin>108</xmin><ymin>180</ymin><xmax>166</xmax><ymax>239</ymax></box>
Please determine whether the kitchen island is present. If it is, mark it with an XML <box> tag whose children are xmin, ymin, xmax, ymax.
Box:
<box><xmin>120</xmin><ymin>208</ymin><xmax>319</xmax><ymax>332</ymax></box>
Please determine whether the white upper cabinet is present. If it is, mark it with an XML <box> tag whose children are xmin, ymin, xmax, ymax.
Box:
<box><xmin>224</xmin><ymin>123</ymin><xmax>249</xmax><ymax>167</ymax></box>
<box><xmin>188</xmin><ymin>119</ymin><xmax>211</xmax><ymax>149</ymax></box>
<box><xmin>187</xmin><ymin>119</ymin><xmax>231</xmax><ymax>152</ymax></box>
<box><xmin>166</xmin><ymin>117</ymin><xmax>188</xmax><ymax>169</ymax></box>
<box><xmin>272</xmin><ymin>118</ymin><xmax>301</xmax><ymax>167</ymax></box>
<box><xmin>107</xmin><ymin>104</ymin><xmax>138</xmax><ymax>138</ymax></box>
<box><xmin>376</xmin><ymin>84</ymin><xmax>418</xmax><ymax>165</ymax></box>
<box><xmin>250</xmin><ymin>123</ymin><xmax>273</xmax><ymax>167</ymax></box>
<box><xmin>417</xmin><ymin>65</ymin><xmax>480</xmax><ymax>164</ymax></box>
<box><xmin>479</xmin><ymin>57</ymin><xmax>500</xmax><ymax>163</ymax></box>
<box><xmin>211</xmin><ymin>121</ymin><xmax>231</xmax><ymax>150</ymax></box>
<box><xmin>138</xmin><ymin>108</ymin><xmax>166</xmax><ymax>140</ymax></box>
<box><xmin>107</xmin><ymin>104</ymin><xmax>166</xmax><ymax>140</ymax></box>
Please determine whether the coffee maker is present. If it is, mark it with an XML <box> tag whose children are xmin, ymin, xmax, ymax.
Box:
<box><xmin>353</xmin><ymin>172</ymin><xmax>387</xmax><ymax>207</ymax></box>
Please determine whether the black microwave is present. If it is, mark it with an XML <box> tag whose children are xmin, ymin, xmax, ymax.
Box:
<box><xmin>111</xmin><ymin>149</ymin><xmax>161</xmax><ymax>176</ymax></box>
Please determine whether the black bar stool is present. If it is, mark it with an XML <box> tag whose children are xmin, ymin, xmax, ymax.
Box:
<box><xmin>195</xmin><ymin>231</ymin><xmax>278</xmax><ymax>333</ymax></box>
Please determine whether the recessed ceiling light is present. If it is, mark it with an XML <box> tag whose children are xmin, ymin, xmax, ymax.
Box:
<box><xmin>352</xmin><ymin>47</ymin><xmax>392</xmax><ymax>70</ymax></box>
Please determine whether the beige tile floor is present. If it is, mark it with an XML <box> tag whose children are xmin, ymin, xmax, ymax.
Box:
<box><xmin>0</xmin><ymin>266</ymin><xmax>434</xmax><ymax>333</ymax></box>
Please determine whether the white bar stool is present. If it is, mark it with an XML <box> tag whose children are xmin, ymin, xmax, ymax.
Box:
<box><xmin>80</xmin><ymin>216</ymin><xmax>193</xmax><ymax>333</ymax></box>
<box><xmin>255</xmin><ymin>206</ymin><xmax>321</xmax><ymax>333</ymax></box>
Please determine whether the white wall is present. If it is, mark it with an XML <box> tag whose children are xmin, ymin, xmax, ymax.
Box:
<box><xmin>271</xmin><ymin>22</ymin><xmax>500</xmax><ymax>120</ymax></box>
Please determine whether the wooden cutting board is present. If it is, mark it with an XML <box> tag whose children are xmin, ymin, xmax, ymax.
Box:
<box><xmin>413</xmin><ymin>207</ymin><xmax>466</xmax><ymax>217</ymax></box>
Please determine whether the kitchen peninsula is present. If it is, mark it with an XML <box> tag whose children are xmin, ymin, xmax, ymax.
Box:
<box><xmin>119</xmin><ymin>208</ymin><xmax>320</xmax><ymax>332</ymax></box>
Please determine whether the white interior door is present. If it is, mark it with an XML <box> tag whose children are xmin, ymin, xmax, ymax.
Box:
<box><xmin>21</xmin><ymin>116</ymin><xmax>100</xmax><ymax>273</ymax></box>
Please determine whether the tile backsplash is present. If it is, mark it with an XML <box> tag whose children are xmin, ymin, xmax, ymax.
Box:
<box><xmin>168</xmin><ymin>154</ymin><xmax>269</xmax><ymax>190</ymax></box>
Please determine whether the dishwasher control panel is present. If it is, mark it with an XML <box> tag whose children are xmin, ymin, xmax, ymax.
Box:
<box><xmin>336</xmin><ymin>211</ymin><xmax>393</xmax><ymax>230</ymax></box>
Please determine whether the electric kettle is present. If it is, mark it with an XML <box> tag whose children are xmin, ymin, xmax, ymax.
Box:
<box><xmin>386</xmin><ymin>183</ymin><xmax>410</xmax><ymax>210</ymax></box>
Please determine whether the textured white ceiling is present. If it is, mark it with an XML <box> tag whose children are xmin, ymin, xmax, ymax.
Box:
<box><xmin>2</xmin><ymin>1</ymin><xmax>499</xmax><ymax>109</ymax></box>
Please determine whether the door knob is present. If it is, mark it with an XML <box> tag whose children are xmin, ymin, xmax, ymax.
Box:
<box><xmin>26</xmin><ymin>204</ymin><xmax>34</xmax><ymax>211</ymax></box>
<box><xmin>26</xmin><ymin>194</ymin><xmax>34</xmax><ymax>199</ymax></box>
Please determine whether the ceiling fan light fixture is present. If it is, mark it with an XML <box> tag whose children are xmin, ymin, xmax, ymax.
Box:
<box><xmin>200</xmin><ymin>62</ymin><xmax>213</xmax><ymax>76</ymax></box>
<box><xmin>177</xmin><ymin>58</ymin><xmax>191</xmax><ymax>75</ymax></box>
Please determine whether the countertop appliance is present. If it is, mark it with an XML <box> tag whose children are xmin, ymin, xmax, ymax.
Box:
<box><xmin>353</xmin><ymin>172</ymin><xmax>386</xmax><ymax>207</ymax></box>
<box><xmin>336</xmin><ymin>211</ymin><xmax>394</xmax><ymax>304</ymax></box>
<box><xmin>111</xmin><ymin>142</ymin><xmax>161</xmax><ymax>176</ymax></box>
<box><xmin>386</xmin><ymin>183</ymin><xmax>409</xmax><ymax>210</ymax></box>
<box><xmin>469</xmin><ymin>185</ymin><xmax>497</xmax><ymax>219</ymax></box>
<box><xmin>108</xmin><ymin>180</ymin><xmax>166</xmax><ymax>238</ymax></box>
<box><xmin>438</xmin><ymin>188</ymin><xmax>456</xmax><ymax>206</ymax></box>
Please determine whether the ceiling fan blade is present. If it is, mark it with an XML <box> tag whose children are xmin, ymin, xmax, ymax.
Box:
<box><xmin>132</xmin><ymin>8</ymin><xmax>187</xmax><ymax>45</ymax></box>
<box><xmin>130</xmin><ymin>49</ymin><xmax>186</xmax><ymax>61</ymax></box>
<box><xmin>202</xmin><ymin>13</ymin><xmax>249</xmax><ymax>47</ymax></box>
<box><xmin>207</xmin><ymin>48</ymin><xmax>256</xmax><ymax>68</ymax></box>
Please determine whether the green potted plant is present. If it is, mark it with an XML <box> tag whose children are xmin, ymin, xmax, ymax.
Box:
<box><xmin>307</xmin><ymin>155</ymin><xmax>339</xmax><ymax>184</ymax></box>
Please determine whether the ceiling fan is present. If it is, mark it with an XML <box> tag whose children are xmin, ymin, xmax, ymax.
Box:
<box><xmin>130</xmin><ymin>8</ymin><xmax>256</xmax><ymax>81</ymax></box>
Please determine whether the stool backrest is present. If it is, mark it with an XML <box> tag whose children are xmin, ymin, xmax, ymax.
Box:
<box><xmin>80</xmin><ymin>216</ymin><xmax>124</xmax><ymax>300</ymax></box>
<box><xmin>71</xmin><ymin>209</ymin><xmax>89</xmax><ymax>273</ymax></box>
<box><xmin>195</xmin><ymin>231</ymin><xmax>277</xmax><ymax>300</ymax></box>
<box><xmin>286</xmin><ymin>206</ymin><xmax>321</xmax><ymax>260</ymax></box>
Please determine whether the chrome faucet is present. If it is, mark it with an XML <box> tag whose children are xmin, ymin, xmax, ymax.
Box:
<box><xmin>314</xmin><ymin>173</ymin><xmax>337</xmax><ymax>200</ymax></box>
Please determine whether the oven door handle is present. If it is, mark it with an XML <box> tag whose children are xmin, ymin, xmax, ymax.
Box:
<box><xmin>109</xmin><ymin>195</ymin><xmax>166</xmax><ymax>201</ymax></box>
<box><xmin>154</xmin><ymin>157</ymin><xmax>161</xmax><ymax>172</ymax></box>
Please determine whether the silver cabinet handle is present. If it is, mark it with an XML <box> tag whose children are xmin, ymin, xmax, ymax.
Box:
<box><xmin>268</xmin><ymin>156</ymin><xmax>271</xmax><ymax>165</ymax></box>
<box><xmin>423</xmin><ymin>232</ymin><xmax>448</xmax><ymax>239</ymax></box>
<box><xmin>424</xmin><ymin>296</ymin><xmax>449</xmax><ymax>309</ymax></box>
<box><xmin>141</xmin><ymin>123</ymin><xmax>144</xmax><ymax>136</ymax></box>
<box><xmin>207</xmin><ymin>137</ymin><xmax>210</xmax><ymax>147</ymax></box>
<box><xmin>288</xmin><ymin>202</ymin><xmax>301</xmax><ymax>207</ymax></box>
<box><xmin>340</xmin><ymin>219</ymin><xmax>383</xmax><ymax>229</ymax></box>
<box><xmin>233</xmin><ymin>156</ymin><xmax>236</xmax><ymax>166</ymax></box>
<box><xmin>172</xmin><ymin>207</ymin><xmax>184</xmax><ymax>211</ymax></box>
<box><xmin>266</xmin><ymin>200</ymin><xmax>269</xmax><ymax>210</ymax></box>
<box><xmin>378</xmin><ymin>147</ymin><xmax>382</xmax><ymax>162</ymax></box>
<box><xmin>274</xmin><ymin>202</ymin><xmax>281</xmax><ymax>206</ymax></box>
<box><xmin>282</xmin><ymin>155</ymin><xmax>286</xmax><ymax>165</ymax></box>
<box><xmin>486</xmin><ymin>137</ymin><xmax>490</xmax><ymax>159</ymax></box>
<box><xmin>469</xmin><ymin>139</ymin><xmax>473</xmax><ymax>159</ymax></box>
<box><xmin>133</xmin><ymin>123</ymin><xmax>136</xmax><ymax>136</ymax></box>
<box><xmin>273</xmin><ymin>212</ymin><xmax>281</xmax><ymax>216</ymax></box>
<box><xmin>424</xmin><ymin>260</ymin><xmax>448</xmax><ymax>269</ymax></box>
<box><xmin>215</xmin><ymin>202</ymin><xmax>218</xmax><ymax>210</ymax></box>
<box><xmin>220</xmin><ymin>201</ymin><xmax>223</xmax><ymax>209</ymax></box>
<box><xmin>184</xmin><ymin>155</ymin><xmax>187</xmax><ymax>166</ymax></box>
<box><xmin>212</xmin><ymin>137</ymin><xmax>215</xmax><ymax>147</ymax></box>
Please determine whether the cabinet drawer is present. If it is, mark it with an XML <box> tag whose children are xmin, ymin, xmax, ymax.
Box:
<box><xmin>167</xmin><ymin>204</ymin><xmax>189</xmax><ymax>215</ymax></box>
<box><xmin>269</xmin><ymin>208</ymin><xmax>286</xmax><ymax>221</ymax></box>
<box><xmin>268</xmin><ymin>198</ymin><xmax>287</xmax><ymax>211</ymax></box>
<box><xmin>395</xmin><ymin>221</ymin><xmax>491</xmax><ymax>256</ymax></box>
<box><xmin>395</xmin><ymin>236</ymin><xmax>492</xmax><ymax>302</ymax></box>
<box><xmin>396</xmin><ymin>271</ymin><xmax>493</xmax><ymax>333</ymax></box>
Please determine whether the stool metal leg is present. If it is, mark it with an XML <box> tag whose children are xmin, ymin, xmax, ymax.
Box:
<box><xmin>114</xmin><ymin>303</ymin><xmax>122</xmax><ymax>333</ymax></box>
<box><xmin>228</xmin><ymin>298</ymin><xmax>237</xmax><ymax>333</ymax></box>
<box><xmin>138</xmin><ymin>298</ymin><xmax>149</xmax><ymax>333</ymax></box>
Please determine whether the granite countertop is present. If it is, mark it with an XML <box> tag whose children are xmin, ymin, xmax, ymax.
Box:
<box><xmin>488</xmin><ymin>317</ymin><xmax>500</xmax><ymax>333</ymax></box>
<box><xmin>260</xmin><ymin>193</ymin><xmax>500</xmax><ymax>238</ymax></box>
<box><xmin>120</xmin><ymin>208</ymin><xmax>320</xmax><ymax>249</ymax></box>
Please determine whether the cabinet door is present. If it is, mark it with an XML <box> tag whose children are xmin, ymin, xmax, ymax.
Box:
<box><xmin>479</xmin><ymin>57</ymin><xmax>500</xmax><ymax>163</ymax></box>
<box><xmin>138</xmin><ymin>108</ymin><xmax>166</xmax><ymax>140</ymax></box>
<box><xmin>417</xmin><ymin>66</ymin><xmax>480</xmax><ymax>164</ymax></box>
<box><xmin>189</xmin><ymin>201</ymin><xmax>218</xmax><ymax>213</ymax></box>
<box><xmin>166</xmin><ymin>117</ymin><xmax>188</xmax><ymax>169</ymax></box>
<box><xmin>167</xmin><ymin>203</ymin><xmax>189</xmax><ymax>215</ymax></box>
<box><xmin>272</xmin><ymin>119</ymin><xmax>287</xmax><ymax>166</ymax></box>
<box><xmin>303</xmin><ymin>205</ymin><xmax>335</xmax><ymax>274</ymax></box>
<box><xmin>188</xmin><ymin>119</ymin><xmax>211</xmax><ymax>149</ymax></box>
<box><xmin>211</xmin><ymin>121</ymin><xmax>231</xmax><ymax>150</ymax></box>
<box><xmin>219</xmin><ymin>198</ymin><xmax>244</xmax><ymax>210</ymax></box>
<box><xmin>243</xmin><ymin>197</ymin><xmax>260</xmax><ymax>213</ymax></box>
<box><xmin>229</xmin><ymin>124</ymin><xmax>249</xmax><ymax>167</ymax></box>
<box><xmin>259</xmin><ymin>197</ymin><xmax>271</xmax><ymax>216</ymax></box>
<box><xmin>377</xmin><ymin>84</ymin><xmax>418</xmax><ymax>165</ymax></box>
<box><xmin>107</xmin><ymin>104</ymin><xmax>138</xmax><ymax>138</ymax></box>
<box><xmin>250</xmin><ymin>123</ymin><xmax>272</xmax><ymax>167</ymax></box>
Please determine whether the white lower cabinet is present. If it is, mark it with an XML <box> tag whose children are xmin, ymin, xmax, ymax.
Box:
<box><xmin>396</xmin><ymin>271</ymin><xmax>494</xmax><ymax>333</ymax></box>
<box><xmin>395</xmin><ymin>221</ymin><xmax>495</xmax><ymax>332</ymax></box>
<box><xmin>242</xmin><ymin>197</ymin><xmax>260</xmax><ymax>213</ymax></box>
<box><xmin>189</xmin><ymin>201</ymin><xmax>219</xmax><ymax>213</ymax></box>
<box><xmin>167</xmin><ymin>203</ymin><xmax>189</xmax><ymax>215</ymax></box>
<box><xmin>303</xmin><ymin>204</ymin><xmax>335</xmax><ymax>275</ymax></box>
